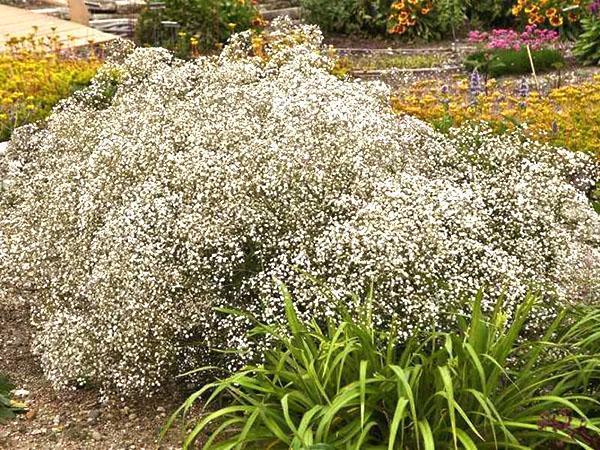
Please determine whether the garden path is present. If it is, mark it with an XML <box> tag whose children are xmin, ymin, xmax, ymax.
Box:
<box><xmin>0</xmin><ymin>4</ymin><xmax>117</xmax><ymax>50</ymax></box>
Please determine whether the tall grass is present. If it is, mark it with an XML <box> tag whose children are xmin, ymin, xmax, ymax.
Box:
<box><xmin>165</xmin><ymin>289</ymin><xmax>600</xmax><ymax>449</ymax></box>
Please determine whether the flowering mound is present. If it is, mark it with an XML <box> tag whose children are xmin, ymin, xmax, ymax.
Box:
<box><xmin>1</xmin><ymin>20</ymin><xmax>599</xmax><ymax>396</ymax></box>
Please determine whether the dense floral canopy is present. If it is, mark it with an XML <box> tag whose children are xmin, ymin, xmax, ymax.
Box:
<box><xmin>1</xmin><ymin>19</ymin><xmax>598</xmax><ymax>396</ymax></box>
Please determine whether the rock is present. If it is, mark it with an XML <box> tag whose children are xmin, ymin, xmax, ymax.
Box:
<box><xmin>13</xmin><ymin>388</ymin><xmax>30</xmax><ymax>398</ymax></box>
<box><xmin>31</xmin><ymin>427</ymin><xmax>47</xmax><ymax>435</ymax></box>
<box><xmin>156</xmin><ymin>406</ymin><xmax>165</xmax><ymax>413</ymax></box>
<box><xmin>25</xmin><ymin>409</ymin><xmax>37</xmax><ymax>421</ymax></box>
<box><xmin>91</xmin><ymin>430</ymin><xmax>102</xmax><ymax>441</ymax></box>
<box><xmin>88</xmin><ymin>409</ymin><xmax>102</xmax><ymax>421</ymax></box>
<box><xmin>128</xmin><ymin>413</ymin><xmax>137</xmax><ymax>421</ymax></box>
<box><xmin>53</xmin><ymin>414</ymin><xmax>61</xmax><ymax>426</ymax></box>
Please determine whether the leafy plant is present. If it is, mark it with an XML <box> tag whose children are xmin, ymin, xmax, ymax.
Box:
<box><xmin>464</xmin><ymin>47</ymin><xmax>564</xmax><ymax>77</ymax></box>
<box><xmin>0</xmin><ymin>32</ymin><xmax>99</xmax><ymax>141</ymax></box>
<box><xmin>166</xmin><ymin>288</ymin><xmax>600</xmax><ymax>449</ymax></box>
<box><xmin>574</xmin><ymin>16</ymin><xmax>600</xmax><ymax>65</ymax></box>
<box><xmin>300</xmin><ymin>0</ymin><xmax>390</xmax><ymax>35</ymax></box>
<box><xmin>0</xmin><ymin>374</ymin><xmax>25</xmax><ymax>422</ymax></box>
<box><xmin>468</xmin><ymin>0</ymin><xmax>513</xmax><ymax>27</ymax></box>
<box><xmin>135</xmin><ymin>0</ymin><xmax>263</xmax><ymax>54</ymax></box>
<box><xmin>387</xmin><ymin>0</ymin><xmax>437</xmax><ymax>39</ymax></box>
<box><xmin>435</xmin><ymin>0</ymin><xmax>469</xmax><ymax>39</ymax></box>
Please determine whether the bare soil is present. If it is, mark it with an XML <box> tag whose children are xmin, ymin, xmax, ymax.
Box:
<box><xmin>0</xmin><ymin>297</ymin><xmax>191</xmax><ymax>450</ymax></box>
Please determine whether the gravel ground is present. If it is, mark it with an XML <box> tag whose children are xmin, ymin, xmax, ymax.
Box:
<box><xmin>0</xmin><ymin>296</ymin><xmax>192</xmax><ymax>450</ymax></box>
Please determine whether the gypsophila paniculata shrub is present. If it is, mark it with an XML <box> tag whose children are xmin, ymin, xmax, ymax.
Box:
<box><xmin>0</xmin><ymin>18</ymin><xmax>598</xmax><ymax>397</ymax></box>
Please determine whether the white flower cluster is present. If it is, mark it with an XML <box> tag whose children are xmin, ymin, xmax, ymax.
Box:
<box><xmin>1</xmin><ymin>18</ymin><xmax>598</xmax><ymax>396</ymax></box>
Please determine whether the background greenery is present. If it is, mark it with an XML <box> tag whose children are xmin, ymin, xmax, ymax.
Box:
<box><xmin>0</xmin><ymin>36</ymin><xmax>99</xmax><ymax>141</ymax></box>
<box><xmin>135</xmin><ymin>0</ymin><xmax>262</xmax><ymax>54</ymax></box>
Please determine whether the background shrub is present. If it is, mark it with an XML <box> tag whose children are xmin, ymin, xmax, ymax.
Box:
<box><xmin>468</xmin><ymin>0</ymin><xmax>514</xmax><ymax>28</ymax></box>
<box><xmin>1</xmin><ymin>20</ymin><xmax>598</xmax><ymax>397</ymax></box>
<box><xmin>169</xmin><ymin>289</ymin><xmax>600</xmax><ymax>449</ymax></box>
<box><xmin>135</xmin><ymin>0</ymin><xmax>263</xmax><ymax>54</ymax></box>
<box><xmin>300</xmin><ymin>0</ymin><xmax>390</xmax><ymax>35</ymax></box>
<box><xmin>391</xmin><ymin>74</ymin><xmax>600</xmax><ymax>158</ymax></box>
<box><xmin>574</xmin><ymin>16</ymin><xmax>600</xmax><ymax>65</ymax></box>
<box><xmin>464</xmin><ymin>47</ymin><xmax>564</xmax><ymax>77</ymax></box>
<box><xmin>0</xmin><ymin>34</ymin><xmax>99</xmax><ymax>141</ymax></box>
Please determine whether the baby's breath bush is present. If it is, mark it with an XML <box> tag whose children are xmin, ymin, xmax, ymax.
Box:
<box><xmin>0</xmin><ymin>19</ymin><xmax>598</xmax><ymax>397</ymax></box>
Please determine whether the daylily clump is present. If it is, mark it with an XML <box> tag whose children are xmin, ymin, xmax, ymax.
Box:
<box><xmin>1</xmin><ymin>19</ymin><xmax>598</xmax><ymax>397</ymax></box>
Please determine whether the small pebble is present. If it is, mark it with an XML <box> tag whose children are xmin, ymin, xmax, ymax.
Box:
<box><xmin>25</xmin><ymin>409</ymin><xmax>37</xmax><ymax>421</ymax></box>
<box><xmin>13</xmin><ymin>389</ymin><xmax>30</xmax><ymax>398</ymax></box>
<box><xmin>88</xmin><ymin>409</ymin><xmax>102</xmax><ymax>421</ymax></box>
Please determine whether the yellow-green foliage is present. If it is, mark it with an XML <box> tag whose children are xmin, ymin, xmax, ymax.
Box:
<box><xmin>392</xmin><ymin>74</ymin><xmax>600</xmax><ymax>159</ymax></box>
<box><xmin>0</xmin><ymin>33</ymin><xmax>100</xmax><ymax>141</ymax></box>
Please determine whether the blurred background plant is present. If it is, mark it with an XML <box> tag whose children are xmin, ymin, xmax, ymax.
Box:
<box><xmin>468</xmin><ymin>0</ymin><xmax>514</xmax><ymax>28</ymax></box>
<box><xmin>574</xmin><ymin>0</ymin><xmax>600</xmax><ymax>64</ymax></box>
<box><xmin>0</xmin><ymin>30</ymin><xmax>100</xmax><ymax>141</ymax></box>
<box><xmin>299</xmin><ymin>0</ymin><xmax>394</xmax><ymax>35</ymax></box>
<box><xmin>464</xmin><ymin>47</ymin><xmax>564</xmax><ymax>76</ymax></box>
<box><xmin>387</xmin><ymin>0</ymin><xmax>435</xmax><ymax>38</ymax></box>
<box><xmin>511</xmin><ymin>0</ymin><xmax>584</xmax><ymax>39</ymax></box>
<box><xmin>468</xmin><ymin>25</ymin><xmax>559</xmax><ymax>50</ymax></box>
<box><xmin>514</xmin><ymin>0</ymin><xmax>583</xmax><ymax>25</ymax></box>
<box><xmin>392</xmin><ymin>73</ymin><xmax>600</xmax><ymax>158</ymax></box>
<box><xmin>135</xmin><ymin>0</ymin><xmax>266</xmax><ymax>55</ymax></box>
<box><xmin>435</xmin><ymin>0</ymin><xmax>470</xmax><ymax>39</ymax></box>
<box><xmin>0</xmin><ymin>374</ymin><xmax>26</xmax><ymax>423</ymax></box>
<box><xmin>166</xmin><ymin>288</ymin><xmax>600</xmax><ymax>449</ymax></box>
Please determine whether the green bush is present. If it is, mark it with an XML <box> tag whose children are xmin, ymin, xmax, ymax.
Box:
<box><xmin>467</xmin><ymin>0</ymin><xmax>513</xmax><ymax>28</ymax></box>
<box><xmin>135</xmin><ymin>0</ymin><xmax>262</xmax><ymax>54</ymax></box>
<box><xmin>574</xmin><ymin>17</ymin><xmax>600</xmax><ymax>66</ymax></box>
<box><xmin>464</xmin><ymin>47</ymin><xmax>564</xmax><ymax>77</ymax></box>
<box><xmin>167</xmin><ymin>288</ymin><xmax>600</xmax><ymax>449</ymax></box>
<box><xmin>301</xmin><ymin>0</ymin><xmax>515</xmax><ymax>39</ymax></box>
<box><xmin>300</xmin><ymin>0</ymin><xmax>391</xmax><ymax>35</ymax></box>
<box><xmin>435</xmin><ymin>0</ymin><xmax>468</xmax><ymax>38</ymax></box>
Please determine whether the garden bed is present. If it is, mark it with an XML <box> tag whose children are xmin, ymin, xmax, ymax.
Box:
<box><xmin>0</xmin><ymin>3</ymin><xmax>599</xmax><ymax>448</ymax></box>
<box><xmin>0</xmin><ymin>296</ymin><xmax>190</xmax><ymax>449</ymax></box>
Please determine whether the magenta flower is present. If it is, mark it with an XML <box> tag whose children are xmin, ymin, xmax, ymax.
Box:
<box><xmin>469</xmin><ymin>25</ymin><xmax>558</xmax><ymax>51</ymax></box>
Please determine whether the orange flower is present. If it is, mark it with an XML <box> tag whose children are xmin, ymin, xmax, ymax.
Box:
<box><xmin>545</xmin><ymin>7</ymin><xmax>558</xmax><ymax>17</ymax></box>
<box><xmin>392</xmin><ymin>24</ymin><xmax>407</xmax><ymax>34</ymax></box>
<box><xmin>549</xmin><ymin>15</ymin><xmax>563</xmax><ymax>26</ymax></box>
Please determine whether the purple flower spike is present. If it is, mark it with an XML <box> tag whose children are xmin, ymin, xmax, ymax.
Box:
<box><xmin>517</xmin><ymin>78</ymin><xmax>530</xmax><ymax>98</ymax></box>
<box><xmin>469</xmin><ymin>69</ymin><xmax>483</xmax><ymax>97</ymax></box>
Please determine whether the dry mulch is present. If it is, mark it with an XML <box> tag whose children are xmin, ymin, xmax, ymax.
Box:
<box><xmin>0</xmin><ymin>296</ymin><xmax>192</xmax><ymax>450</ymax></box>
